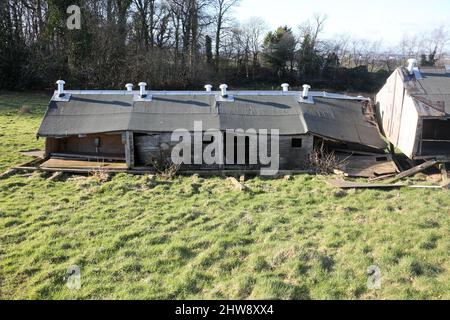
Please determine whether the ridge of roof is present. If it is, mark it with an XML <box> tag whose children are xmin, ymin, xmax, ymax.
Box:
<box><xmin>50</xmin><ymin>90</ymin><xmax>370</xmax><ymax>101</ymax></box>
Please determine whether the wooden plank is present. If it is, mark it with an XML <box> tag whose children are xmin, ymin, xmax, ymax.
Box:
<box><xmin>48</xmin><ymin>172</ymin><xmax>63</xmax><ymax>181</ymax></box>
<box><xmin>333</xmin><ymin>148</ymin><xmax>387</xmax><ymax>157</ymax></box>
<box><xmin>335</xmin><ymin>155</ymin><xmax>398</xmax><ymax>178</ymax></box>
<box><xmin>9</xmin><ymin>158</ymin><xmax>46</xmax><ymax>176</ymax></box>
<box><xmin>20</xmin><ymin>150</ymin><xmax>45</xmax><ymax>159</ymax></box>
<box><xmin>125</xmin><ymin>131</ymin><xmax>135</xmax><ymax>169</ymax></box>
<box><xmin>0</xmin><ymin>169</ymin><xmax>18</xmax><ymax>180</ymax></box>
<box><xmin>15</xmin><ymin>167</ymin><xmax>131</xmax><ymax>174</ymax></box>
<box><xmin>328</xmin><ymin>179</ymin><xmax>406</xmax><ymax>190</ymax></box>
<box><xmin>390</xmin><ymin>160</ymin><xmax>439</xmax><ymax>182</ymax></box>
<box><xmin>409</xmin><ymin>185</ymin><xmax>443</xmax><ymax>189</ymax></box>
<box><xmin>389</xmin><ymin>142</ymin><xmax>406</xmax><ymax>172</ymax></box>
<box><xmin>14</xmin><ymin>166</ymin><xmax>41</xmax><ymax>171</ymax></box>
<box><xmin>51</xmin><ymin>153</ymin><xmax>125</xmax><ymax>161</ymax></box>
<box><xmin>368</xmin><ymin>173</ymin><xmax>397</xmax><ymax>182</ymax></box>
<box><xmin>20</xmin><ymin>157</ymin><xmax>46</xmax><ymax>167</ymax></box>
<box><xmin>40</xmin><ymin>158</ymin><xmax>127</xmax><ymax>170</ymax></box>
<box><xmin>15</xmin><ymin>164</ymin><xmax>314</xmax><ymax>176</ymax></box>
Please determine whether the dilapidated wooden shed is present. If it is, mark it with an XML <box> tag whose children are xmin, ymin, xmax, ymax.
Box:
<box><xmin>376</xmin><ymin>61</ymin><xmax>450</xmax><ymax>160</ymax></box>
<box><xmin>36</xmin><ymin>82</ymin><xmax>387</xmax><ymax>173</ymax></box>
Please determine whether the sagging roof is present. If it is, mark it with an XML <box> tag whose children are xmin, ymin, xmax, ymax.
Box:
<box><xmin>402</xmin><ymin>67</ymin><xmax>450</xmax><ymax>117</ymax></box>
<box><xmin>38</xmin><ymin>90</ymin><xmax>387</xmax><ymax>149</ymax></box>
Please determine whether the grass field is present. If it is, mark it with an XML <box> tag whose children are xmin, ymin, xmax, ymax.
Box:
<box><xmin>0</xmin><ymin>92</ymin><xmax>449</xmax><ymax>300</ymax></box>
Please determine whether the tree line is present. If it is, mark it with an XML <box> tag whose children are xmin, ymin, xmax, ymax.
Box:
<box><xmin>0</xmin><ymin>0</ymin><xmax>448</xmax><ymax>92</ymax></box>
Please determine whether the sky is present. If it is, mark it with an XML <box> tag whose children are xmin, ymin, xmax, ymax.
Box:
<box><xmin>234</xmin><ymin>0</ymin><xmax>450</xmax><ymax>47</ymax></box>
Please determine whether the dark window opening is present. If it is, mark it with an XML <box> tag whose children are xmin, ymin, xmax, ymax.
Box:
<box><xmin>292</xmin><ymin>138</ymin><xmax>303</xmax><ymax>148</ymax></box>
<box><xmin>421</xmin><ymin>119</ymin><xmax>450</xmax><ymax>155</ymax></box>
<box><xmin>422</xmin><ymin>119</ymin><xmax>450</xmax><ymax>141</ymax></box>
<box><xmin>421</xmin><ymin>141</ymin><xmax>450</xmax><ymax>156</ymax></box>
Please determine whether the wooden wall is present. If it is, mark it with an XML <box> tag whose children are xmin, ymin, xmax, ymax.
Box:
<box><xmin>45</xmin><ymin>131</ymin><xmax>314</xmax><ymax>170</ymax></box>
<box><xmin>45</xmin><ymin>133</ymin><xmax>125</xmax><ymax>158</ymax></box>
<box><xmin>376</xmin><ymin>69</ymin><xmax>419</xmax><ymax>159</ymax></box>
<box><xmin>134</xmin><ymin>132</ymin><xmax>313</xmax><ymax>170</ymax></box>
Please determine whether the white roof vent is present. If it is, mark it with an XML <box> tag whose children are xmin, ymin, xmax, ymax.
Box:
<box><xmin>125</xmin><ymin>83</ymin><xmax>134</xmax><ymax>92</ymax></box>
<box><xmin>219</xmin><ymin>84</ymin><xmax>228</xmax><ymax>97</ymax></box>
<box><xmin>216</xmin><ymin>84</ymin><xmax>234</xmax><ymax>102</ymax></box>
<box><xmin>407</xmin><ymin>58</ymin><xmax>417</xmax><ymax>75</ymax></box>
<box><xmin>52</xmin><ymin>80</ymin><xmax>71</xmax><ymax>102</ymax></box>
<box><xmin>56</xmin><ymin>80</ymin><xmax>65</xmax><ymax>97</ymax></box>
<box><xmin>298</xmin><ymin>84</ymin><xmax>314</xmax><ymax>104</ymax></box>
<box><xmin>302</xmin><ymin>84</ymin><xmax>311</xmax><ymax>99</ymax></box>
<box><xmin>138</xmin><ymin>82</ymin><xmax>147</xmax><ymax>98</ymax></box>
<box><xmin>205</xmin><ymin>84</ymin><xmax>213</xmax><ymax>93</ymax></box>
<box><xmin>281</xmin><ymin>83</ymin><xmax>290</xmax><ymax>92</ymax></box>
<box><xmin>134</xmin><ymin>82</ymin><xmax>152</xmax><ymax>101</ymax></box>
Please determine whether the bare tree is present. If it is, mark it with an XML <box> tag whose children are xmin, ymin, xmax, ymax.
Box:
<box><xmin>242</xmin><ymin>17</ymin><xmax>268</xmax><ymax>72</ymax></box>
<box><xmin>211</xmin><ymin>0</ymin><xmax>240</xmax><ymax>69</ymax></box>
<box><xmin>298</xmin><ymin>13</ymin><xmax>327</xmax><ymax>48</ymax></box>
<box><xmin>425</xmin><ymin>26</ymin><xmax>449</xmax><ymax>62</ymax></box>
<box><xmin>399</xmin><ymin>33</ymin><xmax>424</xmax><ymax>59</ymax></box>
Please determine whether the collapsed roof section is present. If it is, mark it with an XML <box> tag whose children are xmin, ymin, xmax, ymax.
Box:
<box><xmin>402</xmin><ymin>67</ymin><xmax>450</xmax><ymax>117</ymax></box>
<box><xmin>37</xmin><ymin>90</ymin><xmax>387</xmax><ymax>150</ymax></box>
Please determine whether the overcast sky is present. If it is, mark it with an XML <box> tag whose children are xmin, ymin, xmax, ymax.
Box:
<box><xmin>234</xmin><ymin>0</ymin><xmax>450</xmax><ymax>47</ymax></box>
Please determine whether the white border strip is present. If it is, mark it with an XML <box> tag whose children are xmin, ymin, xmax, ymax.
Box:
<box><xmin>53</xmin><ymin>90</ymin><xmax>369</xmax><ymax>101</ymax></box>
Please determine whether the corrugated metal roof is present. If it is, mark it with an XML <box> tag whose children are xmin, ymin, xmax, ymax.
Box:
<box><xmin>37</xmin><ymin>92</ymin><xmax>387</xmax><ymax>149</ymax></box>
<box><xmin>38</xmin><ymin>95</ymin><xmax>132</xmax><ymax>136</ymax></box>
<box><xmin>301</xmin><ymin>98</ymin><xmax>386</xmax><ymax>149</ymax></box>
<box><xmin>217</xmin><ymin>96</ymin><xmax>307</xmax><ymax>135</ymax></box>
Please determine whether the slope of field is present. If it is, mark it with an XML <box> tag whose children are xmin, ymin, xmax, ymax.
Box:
<box><xmin>0</xmin><ymin>92</ymin><xmax>449</xmax><ymax>300</ymax></box>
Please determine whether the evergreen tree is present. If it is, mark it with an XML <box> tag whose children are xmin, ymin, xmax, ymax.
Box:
<box><xmin>262</xmin><ymin>26</ymin><xmax>296</xmax><ymax>78</ymax></box>
<box><xmin>298</xmin><ymin>33</ymin><xmax>322</xmax><ymax>81</ymax></box>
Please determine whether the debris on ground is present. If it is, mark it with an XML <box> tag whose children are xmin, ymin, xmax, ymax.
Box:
<box><xmin>328</xmin><ymin>158</ymin><xmax>450</xmax><ymax>190</ymax></box>
<box><xmin>20</xmin><ymin>150</ymin><xmax>45</xmax><ymax>159</ymax></box>
<box><xmin>328</xmin><ymin>179</ymin><xmax>406</xmax><ymax>190</ymax></box>
<box><xmin>0</xmin><ymin>169</ymin><xmax>18</xmax><ymax>180</ymax></box>
<box><xmin>328</xmin><ymin>179</ymin><xmax>445</xmax><ymax>190</ymax></box>
<box><xmin>390</xmin><ymin>160</ymin><xmax>439</xmax><ymax>182</ymax></box>
<box><xmin>227</xmin><ymin>177</ymin><xmax>246</xmax><ymax>191</ymax></box>
<box><xmin>334</xmin><ymin>153</ymin><xmax>399</xmax><ymax>178</ymax></box>
<box><xmin>48</xmin><ymin>172</ymin><xmax>64</xmax><ymax>181</ymax></box>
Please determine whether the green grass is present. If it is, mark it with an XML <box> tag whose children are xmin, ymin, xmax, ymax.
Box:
<box><xmin>0</xmin><ymin>92</ymin><xmax>449</xmax><ymax>300</ymax></box>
